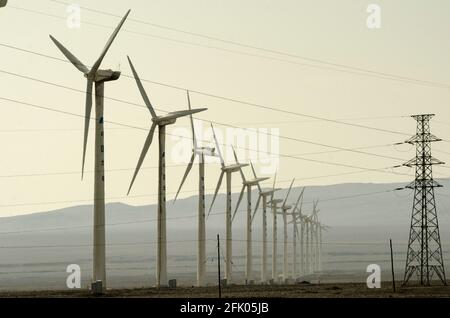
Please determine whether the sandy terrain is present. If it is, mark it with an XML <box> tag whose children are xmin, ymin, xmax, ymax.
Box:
<box><xmin>1</xmin><ymin>281</ymin><xmax>449</xmax><ymax>298</ymax></box>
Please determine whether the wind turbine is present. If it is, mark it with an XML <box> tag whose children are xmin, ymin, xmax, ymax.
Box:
<box><xmin>310</xmin><ymin>200</ymin><xmax>320</xmax><ymax>272</ymax></box>
<box><xmin>208</xmin><ymin>127</ymin><xmax>248</xmax><ymax>283</ymax></box>
<box><xmin>252</xmin><ymin>172</ymin><xmax>280</xmax><ymax>284</ymax></box>
<box><xmin>49</xmin><ymin>9</ymin><xmax>130</xmax><ymax>291</ymax></box>
<box><xmin>317</xmin><ymin>223</ymin><xmax>330</xmax><ymax>272</ymax></box>
<box><xmin>278</xmin><ymin>179</ymin><xmax>295</xmax><ymax>281</ymax></box>
<box><xmin>304</xmin><ymin>214</ymin><xmax>312</xmax><ymax>275</ymax></box>
<box><xmin>232</xmin><ymin>155</ymin><xmax>269</xmax><ymax>284</ymax></box>
<box><xmin>126</xmin><ymin>57</ymin><xmax>207</xmax><ymax>287</ymax></box>
<box><xmin>173</xmin><ymin>92</ymin><xmax>217</xmax><ymax>287</ymax></box>
<box><xmin>289</xmin><ymin>188</ymin><xmax>305</xmax><ymax>278</ymax></box>
<box><xmin>269</xmin><ymin>176</ymin><xmax>285</xmax><ymax>283</ymax></box>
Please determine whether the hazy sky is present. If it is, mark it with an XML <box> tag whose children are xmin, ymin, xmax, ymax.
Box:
<box><xmin>0</xmin><ymin>0</ymin><xmax>450</xmax><ymax>217</ymax></box>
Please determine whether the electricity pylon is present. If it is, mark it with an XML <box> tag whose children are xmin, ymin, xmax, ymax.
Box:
<box><xmin>402</xmin><ymin>114</ymin><xmax>446</xmax><ymax>286</ymax></box>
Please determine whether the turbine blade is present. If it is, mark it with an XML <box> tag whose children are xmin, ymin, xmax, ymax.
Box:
<box><xmin>187</xmin><ymin>91</ymin><xmax>197</xmax><ymax>149</ymax></box>
<box><xmin>49</xmin><ymin>35</ymin><xmax>89</xmax><ymax>74</ymax></box>
<box><xmin>127</xmin><ymin>56</ymin><xmax>157</xmax><ymax>118</ymax></box>
<box><xmin>250</xmin><ymin>162</ymin><xmax>262</xmax><ymax>192</ymax></box>
<box><xmin>292</xmin><ymin>187</ymin><xmax>305</xmax><ymax>214</ymax></box>
<box><xmin>211</xmin><ymin>124</ymin><xmax>224</xmax><ymax>166</ymax></box>
<box><xmin>251</xmin><ymin>194</ymin><xmax>262</xmax><ymax>224</ymax></box>
<box><xmin>174</xmin><ymin>152</ymin><xmax>196</xmax><ymax>202</ymax></box>
<box><xmin>208</xmin><ymin>171</ymin><xmax>224</xmax><ymax>218</ymax></box>
<box><xmin>168</xmin><ymin>109</ymin><xmax>207</xmax><ymax>120</ymax></box>
<box><xmin>271</xmin><ymin>171</ymin><xmax>277</xmax><ymax>201</ymax></box>
<box><xmin>127</xmin><ymin>123</ymin><xmax>156</xmax><ymax>194</ymax></box>
<box><xmin>232</xmin><ymin>146</ymin><xmax>246</xmax><ymax>182</ymax></box>
<box><xmin>282</xmin><ymin>178</ymin><xmax>295</xmax><ymax>208</ymax></box>
<box><xmin>81</xmin><ymin>79</ymin><xmax>94</xmax><ymax>179</ymax></box>
<box><xmin>232</xmin><ymin>185</ymin><xmax>245</xmax><ymax>223</ymax></box>
<box><xmin>90</xmin><ymin>9</ymin><xmax>130</xmax><ymax>75</ymax></box>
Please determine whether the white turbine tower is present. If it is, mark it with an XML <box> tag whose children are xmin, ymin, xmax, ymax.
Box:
<box><xmin>304</xmin><ymin>214</ymin><xmax>311</xmax><ymax>275</ymax></box>
<box><xmin>308</xmin><ymin>200</ymin><xmax>319</xmax><ymax>272</ymax></box>
<box><xmin>208</xmin><ymin>127</ymin><xmax>248</xmax><ymax>283</ymax></box>
<box><xmin>279</xmin><ymin>179</ymin><xmax>295</xmax><ymax>281</ymax></box>
<box><xmin>269</xmin><ymin>175</ymin><xmax>284</xmax><ymax>283</ymax></box>
<box><xmin>49</xmin><ymin>10</ymin><xmax>130</xmax><ymax>291</ymax></box>
<box><xmin>173</xmin><ymin>92</ymin><xmax>218</xmax><ymax>287</ymax></box>
<box><xmin>232</xmin><ymin>156</ymin><xmax>269</xmax><ymax>284</ymax></box>
<box><xmin>310</xmin><ymin>200</ymin><xmax>324</xmax><ymax>272</ymax></box>
<box><xmin>126</xmin><ymin>58</ymin><xmax>207</xmax><ymax>287</ymax></box>
<box><xmin>289</xmin><ymin>188</ymin><xmax>305</xmax><ymax>279</ymax></box>
<box><xmin>252</xmin><ymin>172</ymin><xmax>280</xmax><ymax>284</ymax></box>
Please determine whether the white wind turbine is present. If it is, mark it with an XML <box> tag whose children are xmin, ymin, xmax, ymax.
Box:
<box><xmin>232</xmin><ymin>155</ymin><xmax>269</xmax><ymax>284</ymax></box>
<box><xmin>173</xmin><ymin>92</ymin><xmax>218</xmax><ymax>287</ymax></box>
<box><xmin>49</xmin><ymin>10</ymin><xmax>130</xmax><ymax>290</ymax></box>
<box><xmin>304</xmin><ymin>199</ymin><xmax>319</xmax><ymax>274</ymax></box>
<box><xmin>208</xmin><ymin>127</ymin><xmax>248</xmax><ymax>283</ymax></box>
<box><xmin>304</xmin><ymin>213</ymin><xmax>312</xmax><ymax>275</ymax></box>
<box><xmin>310</xmin><ymin>200</ymin><xmax>326</xmax><ymax>272</ymax></box>
<box><xmin>252</xmin><ymin>172</ymin><xmax>280</xmax><ymax>284</ymax></box>
<box><xmin>269</xmin><ymin>178</ymin><xmax>294</xmax><ymax>282</ymax></box>
<box><xmin>126</xmin><ymin>57</ymin><xmax>207</xmax><ymax>287</ymax></box>
<box><xmin>310</xmin><ymin>200</ymin><xmax>320</xmax><ymax>272</ymax></box>
<box><xmin>288</xmin><ymin>188</ymin><xmax>305</xmax><ymax>278</ymax></box>
<box><xmin>317</xmin><ymin>223</ymin><xmax>330</xmax><ymax>272</ymax></box>
<box><xmin>279</xmin><ymin>179</ymin><xmax>295</xmax><ymax>281</ymax></box>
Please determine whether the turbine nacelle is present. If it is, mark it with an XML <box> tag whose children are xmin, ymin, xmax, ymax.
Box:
<box><xmin>152</xmin><ymin>109</ymin><xmax>207</xmax><ymax>126</ymax></box>
<box><xmin>195</xmin><ymin>146</ymin><xmax>217</xmax><ymax>157</ymax></box>
<box><xmin>221</xmin><ymin>163</ymin><xmax>249</xmax><ymax>173</ymax></box>
<box><xmin>270</xmin><ymin>198</ymin><xmax>284</xmax><ymax>205</ymax></box>
<box><xmin>260</xmin><ymin>187</ymin><xmax>282</xmax><ymax>196</ymax></box>
<box><xmin>85</xmin><ymin>69</ymin><xmax>121</xmax><ymax>82</ymax></box>
<box><xmin>244</xmin><ymin>177</ymin><xmax>270</xmax><ymax>186</ymax></box>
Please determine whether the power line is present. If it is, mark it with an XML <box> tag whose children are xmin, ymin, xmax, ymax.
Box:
<box><xmin>40</xmin><ymin>1</ymin><xmax>450</xmax><ymax>92</ymax></box>
<box><xmin>0</xmin><ymin>96</ymin><xmax>413</xmax><ymax>180</ymax></box>
<box><xmin>0</xmin><ymin>67</ymin><xmax>408</xmax><ymax>162</ymax></box>
<box><xmin>0</xmin><ymin>151</ymin><xmax>393</xmax><ymax>180</ymax></box>
<box><xmin>0</xmin><ymin>40</ymin><xmax>412</xmax><ymax>137</ymax></box>
<box><xmin>0</xmin><ymin>188</ymin><xmax>399</xmax><ymax>235</ymax></box>
<box><xmin>4</xmin><ymin>236</ymin><xmax>450</xmax><ymax>250</ymax></box>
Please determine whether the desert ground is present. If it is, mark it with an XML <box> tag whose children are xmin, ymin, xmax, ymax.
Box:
<box><xmin>0</xmin><ymin>281</ymin><xmax>449</xmax><ymax>298</ymax></box>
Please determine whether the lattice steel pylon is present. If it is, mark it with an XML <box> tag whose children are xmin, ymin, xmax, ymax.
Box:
<box><xmin>402</xmin><ymin>114</ymin><xmax>446</xmax><ymax>286</ymax></box>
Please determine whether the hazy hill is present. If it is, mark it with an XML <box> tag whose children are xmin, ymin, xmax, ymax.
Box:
<box><xmin>0</xmin><ymin>179</ymin><xmax>449</xmax><ymax>290</ymax></box>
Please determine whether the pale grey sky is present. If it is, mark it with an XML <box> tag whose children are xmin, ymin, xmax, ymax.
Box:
<box><xmin>0</xmin><ymin>0</ymin><xmax>449</xmax><ymax>216</ymax></box>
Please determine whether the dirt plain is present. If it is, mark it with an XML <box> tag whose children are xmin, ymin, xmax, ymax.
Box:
<box><xmin>0</xmin><ymin>281</ymin><xmax>449</xmax><ymax>298</ymax></box>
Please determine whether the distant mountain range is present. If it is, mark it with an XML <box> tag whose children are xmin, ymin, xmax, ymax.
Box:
<box><xmin>2</xmin><ymin>179</ymin><xmax>450</xmax><ymax>231</ymax></box>
<box><xmin>1</xmin><ymin>180</ymin><xmax>449</xmax><ymax>290</ymax></box>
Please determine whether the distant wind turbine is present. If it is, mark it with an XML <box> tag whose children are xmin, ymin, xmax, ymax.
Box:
<box><xmin>49</xmin><ymin>9</ymin><xmax>131</xmax><ymax>291</ymax></box>
<box><xmin>252</xmin><ymin>172</ymin><xmax>280</xmax><ymax>284</ymax></box>
<box><xmin>208</xmin><ymin>126</ymin><xmax>248</xmax><ymax>283</ymax></box>
<box><xmin>232</xmin><ymin>155</ymin><xmax>269</xmax><ymax>284</ymax></box>
<box><xmin>126</xmin><ymin>57</ymin><xmax>207</xmax><ymax>287</ymax></box>
<box><xmin>289</xmin><ymin>188</ymin><xmax>305</xmax><ymax>278</ymax></box>
<box><xmin>278</xmin><ymin>179</ymin><xmax>295</xmax><ymax>281</ymax></box>
<box><xmin>173</xmin><ymin>91</ymin><xmax>218</xmax><ymax>287</ymax></box>
<box><xmin>269</xmin><ymin>174</ymin><xmax>291</xmax><ymax>282</ymax></box>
